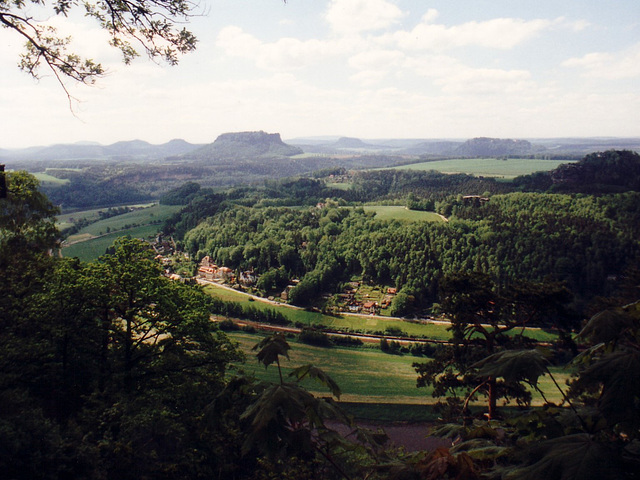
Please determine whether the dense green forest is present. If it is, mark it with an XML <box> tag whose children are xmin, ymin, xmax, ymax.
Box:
<box><xmin>2</xmin><ymin>151</ymin><xmax>640</xmax><ymax>479</ymax></box>
<box><xmin>171</xmin><ymin>151</ymin><xmax>640</xmax><ymax>316</ymax></box>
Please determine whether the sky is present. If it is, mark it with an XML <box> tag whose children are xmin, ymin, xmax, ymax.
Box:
<box><xmin>1</xmin><ymin>0</ymin><xmax>639</xmax><ymax>148</ymax></box>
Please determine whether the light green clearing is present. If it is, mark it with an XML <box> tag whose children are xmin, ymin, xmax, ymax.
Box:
<box><xmin>326</xmin><ymin>182</ymin><xmax>351</xmax><ymax>191</ymax></box>
<box><xmin>360</xmin><ymin>205</ymin><xmax>444</xmax><ymax>222</ymax></box>
<box><xmin>62</xmin><ymin>224</ymin><xmax>163</xmax><ymax>261</ymax></box>
<box><xmin>66</xmin><ymin>204</ymin><xmax>179</xmax><ymax>237</ymax></box>
<box><xmin>56</xmin><ymin>203</ymin><xmax>159</xmax><ymax>231</ymax></box>
<box><xmin>230</xmin><ymin>331</ymin><xmax>570</xmax><ymax>405</ymax></box>
<box><xmin>33</xmin><ymin>172</ymin><xmax>70</xmax><ymax>187</ymax></box>
<box><xmin>203</xmin><ymin>283</ymin><xmax>557</xmax><ymax>343</ymax></box>
<box><xmin>61</xmin><ymin>204</ymin><xmax>180</xmax><ymax>261</ymax></box>
<box><xmin>388</xmin><ymin>158</ymin><xmax>576</xmax><ymax>178</ymax></box>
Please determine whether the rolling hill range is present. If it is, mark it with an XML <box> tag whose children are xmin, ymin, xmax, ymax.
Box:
<box><xmin>2</xmin><ymin>133</ymin><xmax>639</xmax><ymax>163</ymax></box>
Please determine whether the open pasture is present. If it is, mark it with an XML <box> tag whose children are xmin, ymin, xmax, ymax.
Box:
<box><xmin>230</xmin><ymin>331</ymin><xmax>571</xmax><ymax>406</ymax></box>
<box><xmin>62</xmin><ymin>224</ymin><xmax>164</xmax><ymax>261</ymax></box>
<box><xmin>66</xmin><ymin>204</ymin><xmax>179</xmax><ymax>237</ymax></box>
<box><xmin>61</xmin><ymin>204</ymin><xmax>180</xmax><ymax>261</ymax></box>
<box><xmin>360</xmin><ymin>205</ymin><xmax>445</xmax><ymax>222</ymax></box>
<box><xmin>33</xmin><ymin>172</ymin><xmax>70</xmax><ymax>187</ymax></box>
<box><xmin>389</xmin><ymin>158</ymin><xmax>576</xmax><ymax>178</ymax></box>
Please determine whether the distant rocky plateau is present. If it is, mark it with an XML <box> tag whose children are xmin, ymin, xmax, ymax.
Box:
<box><xmin>185</xmin><ymin>131</ymin><xmax>303</xmax><ymax>163</ymax></box>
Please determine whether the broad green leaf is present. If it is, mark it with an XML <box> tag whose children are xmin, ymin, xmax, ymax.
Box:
<box><xmin>506</xmin><ymin>433</ymin><xmax>622</xmax><ymax>480</ymax></box>
<box><xmin>252</xmin><ymin>333</ymin><xmax>290</xmax><ymax>369</ymax></box>
<box><xmin>289</xmin><ymin>364</ymin><xmax>342</xmax><ymax>399</ymax></box>
<box><xmin>579</xmin><ymin>308</ymin><xmax>634</xmax><ymax>344</ymax></box>
<box><xmin>472</xmin><ymin>349</ymin><xmax>548</xmax><ymax>387</ymax></box>
<box><xmin>579</xmin><ymin>348</ymin><xmax>640</xmax><ymax>426</ymax></box>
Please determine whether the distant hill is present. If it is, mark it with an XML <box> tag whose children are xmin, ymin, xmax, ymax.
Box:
<box><xmin>0</xmin><ymin>139</ymin><xmax>201</xmax><ymax>162</ymax></box>
<box><xmin>398</xmin><ymin>141</ymin><xmax>461</xmax><ymax>156</ymax></box>
<box><xmin>188</xmin><ymin>131</ymin><xmax>303</xmax><ymax>162</ymax></box>
<box><xmin>330</xmin><ymin>137</ymin><xmax>394</xmax><ymax>150</ymax></box>
<box><xmin>454</xmin><ymin>137</ymin><xmax>534</xmax><ymax>157</ymax></box>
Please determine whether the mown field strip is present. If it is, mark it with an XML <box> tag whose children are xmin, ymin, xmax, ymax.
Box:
<box><xmin>359</xmin><ymin>205</ymin><xmax>445</xmax><ymax>222</ymax></box>
<box><xmin>229</xmin><ymin>331</ymin><xmax>571</xmax><ymax>406</ymax></box>
<box><xmin>61</xmin><ymin>204</ymin><xmax>181</xmax><ymax>261</ymax></box>
<box><xmin>387</xmin><ymin>158</ymin><xmax>576</xmax><ymax>178</ymax></box>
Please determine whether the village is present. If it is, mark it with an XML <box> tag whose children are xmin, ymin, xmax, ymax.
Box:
<box><xmin>192</xmin><ymin>255</ymin><xmax>398</xmax><ymax>316</ymax></box>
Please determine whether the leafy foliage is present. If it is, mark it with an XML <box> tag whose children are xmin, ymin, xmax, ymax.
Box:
<box><xmin>2</xmin><ymin>0</ymin><xmax>198</xmax><ymax>93</ymax></box>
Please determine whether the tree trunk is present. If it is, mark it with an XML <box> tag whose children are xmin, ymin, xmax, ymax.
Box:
<box><xmin>487</xmin><ymin>377</ymin><xmax>497</xmax><ymax>419</ymax></box>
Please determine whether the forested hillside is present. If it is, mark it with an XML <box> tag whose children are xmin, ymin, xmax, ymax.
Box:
<box><xmin>169</xmin><ymin>151</ymin><xmax>640</xmax><ymax>316</ymax></box>
<box><xmin>181</xmin><ymin>192</ymin><xmax>639</xmax><ymax>313</ymax></box>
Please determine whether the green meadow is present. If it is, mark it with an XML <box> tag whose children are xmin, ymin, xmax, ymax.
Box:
<box><xmin>33</xmin><ymin>172</ymin><xmax>70</xmax><ymax>187</ymax></box>
<box><xmin>229</xmin><ymin>331</ymin><xmax>571</xmax><ymax>407</ymax></box>
<box><xmin>61</xmin><ymin>204</ymin><xmax>180</xmax><ymax>261</ymax></box>
<box><xmin>62</xmin><ymin>224</ymin><xmax>164</xmax><ymax>261</ymax></box>
<box><xmin>360</xmin><ymin>205</ymin><xmax>445</xmax><ymax>222</ymax></box>
<box><xmin>388</xmin><ymin>158</ymin><xmax>576</xmax><ymax>178</ymax></box>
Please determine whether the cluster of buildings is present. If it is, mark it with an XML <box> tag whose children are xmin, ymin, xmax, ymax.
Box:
<box><xmin>194</xmin><ymin>256</ymin><xmax>398</xmax><ymax>315</ymax></box>
<box><xmin>337</xmin><ymin>283</ymin><xmax>398</xmax><ymax>315</ymax></box>
<box><xmin>197</xmin><ymin>256</ymin><xmax>234</xmax><ymax>282</ymax></box>
<box><xmin>197</xmin><ymin>256</ymin><xmax>259</xmax><ymax>288</ymax></box>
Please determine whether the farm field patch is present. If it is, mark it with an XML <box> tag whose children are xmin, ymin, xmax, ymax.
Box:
<box><xmin>229</xmin><ymin>331</ymin><xmax>570</xmax><ymax>406</ymax></box>
<box><xmin>33</xmin><ymin>172</ymin><xmax>70</xmax><ymax>187</ymax></box>
<box><xmin>359</xmin><ymin>205</ymin><xmax>445</xmax><ymax>222</ymax></box>
<box><xmin>62</xmin><ymin>224</ymin><xmax>163</xmax><ymax>261</ymax></box>
<box><xmin>388</xmin><ymin>158</ymin><xmax>576</xmax><ymax>178</ymax></box>
<box><xmin>61</xmin><ymin>204</ymin><xmax>180</xmax><ymax>261</ymax></box>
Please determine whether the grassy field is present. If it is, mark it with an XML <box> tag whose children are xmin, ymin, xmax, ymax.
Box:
<box><xmin>56</xmin><ymin>203</ymin><xmax>157</xmax><ymax>230</ymax></box>
<box><xmin>229</xmin><ymin>331</ymin><xmax>571</xmax><ymax>407</ymax></box>
<box><xmin>62</xmin><ymin>224</ymin><xmax>165</xmax><ymax>261</ymax></box>
<box><xmin>61</xmin><ymin>204</ymin><xmax>180</xmax><ymax>261</ymax></box>
<box><xmin>203</xmin><ymin>283</ymin><xmax>557</xmax><ymax>343</ymax></box>
<box><xmin>388</xmin><ymin>158</ymin><xmax>576</xmax><ymax>179</ymax></box>
<box><xmin>360</xmin><ymin>205</ymin><xmax>445</xmax><ymax>222</ymax></box>
<box><xmin>33</xmin><ymin>172</ymin><xmax>70</xmax><ymax>187</ymax></box>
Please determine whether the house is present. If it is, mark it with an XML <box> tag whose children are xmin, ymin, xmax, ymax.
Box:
<box><xmin>462</xmin><ymin>195</ymin><xmax>490</xmax><ymax>206</ymax></box>
<box><xmin>219</xmin><ymin>267</ymin><xmax>233</xmax><ymax>281</ymax></box>
<box><xmin>280</xmin><ymin>285</ymin><xmax>295</xmax><ymax>301</ymax></box>
<box><xmin>381</xmin><ymin>296</ymin><xmax>393</xmax><ymax>308</ymax></box>
<box><xmin>239</xmin><ymin>270</ymin><xmax>257</xmax><ymax>286</ymax></box>
<box><xmin>197</xmin><ymin>256</ymin><xmax>218</xmax><ymax>281</ymax></box>
<box><xmin>387</xmin><ymin>287</ymin><xmax>397</xmax><ymax>295</ymax></box>
<box><xmin>362</xmin><ymin>301</ymin><xmax>378</xmax><ymax>314</ymax></box>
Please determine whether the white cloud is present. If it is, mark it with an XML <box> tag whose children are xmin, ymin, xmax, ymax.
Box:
<box><xmin>349</xmin><ymin>69</ymin><xmax>388</xmax><ymax>87</ymax></box>
<box><xmin>383</xmin><ymin>15</ymin><xmax>553</xmax><ymax>51</ymax></box>
<box><xmin>216</xmin><ymin>26</ymin><xmax>352</xmax><ymax>70</ymax></box>
<box><xmin>404</xmin><ymin>54</ymin><xmax>534</xmax><ymax>95</ymax></box>
<box><xmin>324</xmin><ymin>0</ymin><xmax>404</xmax><ymax>35</ymax></box>
<box><xmin>562</xmin><ymin>42</ymin><xmax>640</xmax><ymax>79</ymax></box>
<box><xmin>216</xmin><ymin>26</ymin><xmax>263</xmax><ymax>59</ymax></box>
<box><xmin>348</xmin><ymin>49</ymin><xmax>404</xmax><ymax>70</ymax></box>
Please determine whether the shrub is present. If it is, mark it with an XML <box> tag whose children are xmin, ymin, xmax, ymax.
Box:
<box><xmin>298</xmin><ymin>329</ymin><xmax>333</xmax><ymax>347</ymax></box>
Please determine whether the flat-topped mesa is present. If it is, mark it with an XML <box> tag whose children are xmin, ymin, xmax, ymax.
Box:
<box><xmin>455</xmin><ymin>137</ymin><xmax>533</xmax><ymax>157</ymax></box>
<box><xmin>192</xmin><ymin>131</ymin><xmax>303</xmax><ymax>162</ymax></box>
